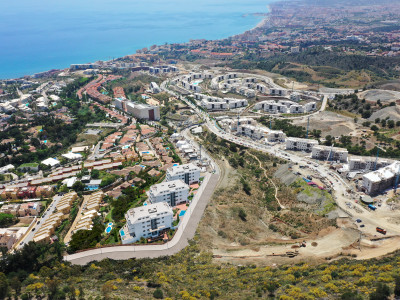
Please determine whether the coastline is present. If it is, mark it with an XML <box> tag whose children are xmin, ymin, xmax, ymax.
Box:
<box><xmin>1</xmin><ymin>4</ymin><xmax>273</xmax><ymax>81</ymax></box>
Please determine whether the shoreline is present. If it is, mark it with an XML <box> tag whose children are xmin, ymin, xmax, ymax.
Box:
<box><xmin>1</xmin><ymin>5</ymin><xmax>274</xmax><ymax>81</ymax></box>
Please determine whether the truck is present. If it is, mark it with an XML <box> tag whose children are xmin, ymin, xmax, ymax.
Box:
<box><xmin>376</xmin><ymin>227</ymin><xmax>386</xmax><ymax>235</ymax></box>
<box><xmin>368</xmin><ymin>204</ymin><xmax>377</xmax><ymax>211</ymax></box>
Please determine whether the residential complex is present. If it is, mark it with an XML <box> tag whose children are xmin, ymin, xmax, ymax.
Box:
<box><xmin>120</xmin><ymin>202</ymin><xmax>173</xmax><ymax>244</ymax></box>
<box><xmin>149</xmin><ymin>179</ymin><xmax>189</xmax><ymax>207</ymax></box>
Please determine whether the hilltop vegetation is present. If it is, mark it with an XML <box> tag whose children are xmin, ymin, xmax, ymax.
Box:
<box><xmin>2</xmin><ymin>241</ymin><xmax>400</xmax><ymax>299</ymax></box>
<box><xmin>228</xmin><ymin>47</ymin><xmax>400</xmax><ymax>88</ymax></box>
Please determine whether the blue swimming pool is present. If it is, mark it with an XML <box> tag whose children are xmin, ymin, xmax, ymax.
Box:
<box><xmin>173</xmin><ymin>163</ymin><xmax>179</xmax><ymax>166</ymax></box>
<box><xmin>179</xmin><ymin>210</ymin><xmax>186</xmax><ymax>217</ymax></box>
<box><xmin>106</xmin><ymin>227</ymin><xmax>112</xmax><ymax>233</ymax></box>
<box><xmin>144</xmin><ymin>203</ymin><xmax>147</xmax><ymax>206</ymax></box>
<box><xmin>120</xmin><ymin>229</ymin><xmax>125</xmax><ymax>236</ymax></box>
<box><xmin>142</xmin><ymin>151</ymin><xmax>150</xmax><ymax>154</ymax></box>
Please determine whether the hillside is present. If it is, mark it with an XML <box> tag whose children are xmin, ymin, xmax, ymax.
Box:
<box><xmin>2</xmin><ymin>241</ymin><xmax>400</xmax><ymax>299</ymax></box>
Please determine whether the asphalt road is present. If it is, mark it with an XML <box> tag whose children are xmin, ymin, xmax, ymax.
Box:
<box><xmin>17</xmin><ymin>195</ymin><xmax>62</xmax><ymax>249</ymax></box>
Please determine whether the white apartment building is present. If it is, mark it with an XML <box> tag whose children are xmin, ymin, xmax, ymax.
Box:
<box><xmin>289</xmin><ymin>104</ymin><xmax>304</xmax><ymax>114</ymax></box>
<box><xmin>290</xmin><ymin>92</ymin><xmax>301</xmax><ymax>101</ymax></box>
<box><xmin>304</xmin><ymin>102</ymin><xmax>317</xmax><ymax>112</ymax></box>
<box><xmin>256</xmin><ymin>83</ymin><xmax>268</xmax><ymax>94</ymax></box>
<box><xmin>363</xmin><ymin>161</ymin><xmax>400</xmax><ymax>195</ymax></box>
<box><xmin>255</xmin><ymin>100</ymin><xmax>288</xmax><ymax>114</ymax></box>
<box><xmin>270</xmin><ymin>88</ymin><xmax>288</xmax><ymax>96</ymax></box>
<box><xmin>198</xmin><ymin>94</ymin><xmax>248</xmax><ymax>111</ymax></box>
<box><xmin>255</xmin><ymin>100</ymin><xmax>317</xmax><ymax>114</ymax></box>
<box><xmin>311</xmin><ymin>145</ymin><xmax>348</xmax><ymax>162</ymax></box>
<box><xmin>149</xmin><ymin>179</ymin><xmax>189</xmax><ymax>207</ymax></box>
<box><xmin>230</xmin><ymin>118</ymin><xmax>255</xmax><ymax>131</ymax></box>
<box><xmin>120</xmin><ymin>202</ymin><xmax>173</xmax><ymax>244</ymax></box>
<box><xmin>237</xmin><ymin>124</ymin><xmax>265</xmax><ymax>140</ymax></box>
<box><xmin>166</xmin><ymin>163</ymin><xmax>200</xmax><ymax>185</ymax></box>
<box><xmin>286</xmin><ymin>137</ymin><xmax>319</xmax><ymax>152</ymax></box>
<box><xmin>266</xmin><ymin>130</ymin><xmax>286</xmax><ymax>143</ymax></box>
<box><xmin>349</xmin><ymin>157</ymin><xmax>393</xmax><ymax>172</ymax></box>
<box><xmin>150</xmin><ymin>82</ymin><xmax>161</xmax><ymax>94</ymax></box>
<box><xmin>126</xmin><ymin>102</ymin><xmax>160</xmax><ymax>121</ymax></box>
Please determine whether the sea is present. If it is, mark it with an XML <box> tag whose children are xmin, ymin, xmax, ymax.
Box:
<box><xmin>0</xmin><ymin>0</ymin><xmax>271</xmax><ymax>79</ymax></box>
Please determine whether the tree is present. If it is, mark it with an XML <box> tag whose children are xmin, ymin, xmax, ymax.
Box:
<box><xmin>0</xmin><ymin>214</ymin><xmax>16</xmax><ymax>227</ymax></box>
<box><xmin>153</xmin><ymin>288</ymin><xmax>164</xmax><ymax>299</ymax></box>
<box><xmin>394</xmin><ymin>276</ymin><xmax>400</xmax><ymax>298</ymax></box>
<box><xmin>371</xmin><ymin>125</ymin><xmax>379</xmax><ymax>132</ymax></box>
<box><xmin>91</xmin><ymin>169</ymin><xmax>100</xmax><ymax>179</ymax></box>
<box><xmin>238</xmin><ymin>208</ymin><xmax>247</xmax><ymax>221</ymax></box>
<box><xmin>72</xmin><ymin>181</ymin><xmax>85</xmax><ymax>193</ymax></box>
<box><xmin>369</xmin><ymin>283</ymin><xmax>390</xmax><ymax>300</ymax></box>
<box><xmin>9</xmin><ymin>276</ymin><xmax>21</xmax><ymax>296</ymax></box>
<box><xmin>0</xmin><ymin>273</ymin><xmax>8</xmax><ymax>300</ymax></box>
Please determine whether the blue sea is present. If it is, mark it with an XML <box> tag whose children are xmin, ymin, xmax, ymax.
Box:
<box><xmin>0</xmin><ymin>0</ymin><xmax>270</xmax><ymax>79</ymax></box>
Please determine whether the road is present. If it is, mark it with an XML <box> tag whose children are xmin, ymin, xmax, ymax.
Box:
<box><xmin>17</xmin><ymin>195</ymin><xmax>62</xmax><ymax>249</ymax></box>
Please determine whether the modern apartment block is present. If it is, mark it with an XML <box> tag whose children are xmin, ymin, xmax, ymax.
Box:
<box><xmin>150</xmin><ymin>82</ymin><xmax>161</xmax><ymax>94</ymax></box>
<box><xmin>363</xmin><ymin>161</ymin><xmax>400</xmax><ymax>195</ymax></box>
<box><xmin>349</xmin><ymin>157</ymin><xmax>393</xmax><ymax>172</ymax></box>
<box><xmin>126</xmin><ymin>102</ymin><xmax>160</xmax><ymax>121</ymax></box>
<box><xmin>149</xmin><ymin>179</ymin><xmax>189</xmax><ymax>207</ymax></box>
<box><xmin>166</xmin><ymin>163</ymin><xmax>200</xmax><ymax>185</ymax></box>
<box><xmin>311</xmin><ymin>145</ymin><xmax>348</xmax><ymax>162</ymax></box>
<box><xmin>285</xmin><ymin>137</ymin><xmax>319</xmax><ymax>152</ymax></box>
<box><xmin>120</xmin><ymin>202</ymin><xmax>173</xmax><ymax>244</ymax></box>
<box><xmin>255</xmin><ymin>100</ymin><xmax>317</xmax><ymax>114</ymax></box>
<box><xmin>269</xmin><ymin>88</ymin><xmax>288</xmax><ymax>96</ymax></box>
<box><xmin>237</xmin><ymin>124</ymin><xmax>265</xmax><ymax>140</ymax></box>
<box><xmin>113</xmin><ymin>98</ymin><xmax>160</xmax><ymax>121</ymax></box>
<box><xmin>266</xmin><ymin>130</ymin><xmax>286</xmax><ymax>143</ymax></box>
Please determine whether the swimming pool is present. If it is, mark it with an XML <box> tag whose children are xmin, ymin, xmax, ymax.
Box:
<box><xmin>179</xmin><ymin>210</ymin><xmax>186</xmax><ymax>217</ymax></box>
<box><xmin>173</xmin><ymin>163</ymin><xmax>179</xmax><ymax>166</ymax></box>
<box><xmin>106</xmin><ymin>227</ymin><xmax>112</xmax><ymax>233</ymax></box>
<box><xmin>120</xmin><ymin>229</ymin><xmax>125</xmax><ymax>236</ymax></box>
<box><xmin>142</xmin><ymin>151</ymin><xmax>150</xmax><ymax>154</ymax></box>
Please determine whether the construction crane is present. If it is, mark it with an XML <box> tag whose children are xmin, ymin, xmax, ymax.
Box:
<box><xmin>326</xmin><ymin>144</ymin><xmax>334</xmax><ymax>162</ymax></box>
